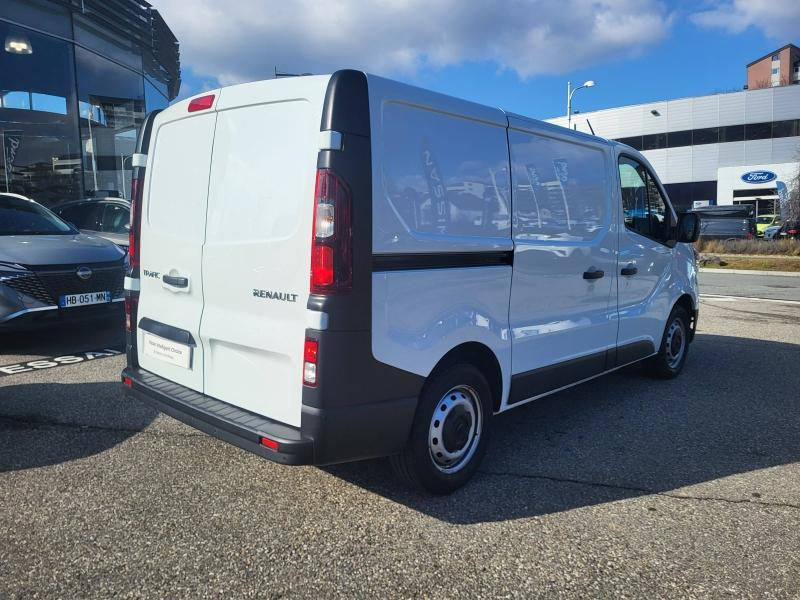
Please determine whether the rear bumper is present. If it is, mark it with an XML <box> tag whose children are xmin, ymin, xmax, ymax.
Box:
<box><xmin>122</xmin><ymin>366</ymin><xmax>418</xmax><ymax>466</ymax></box>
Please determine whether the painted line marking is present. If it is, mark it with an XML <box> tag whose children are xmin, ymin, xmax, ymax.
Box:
<box><xmin>0</xmin><ymin>348</ymin><xmax>123</xmax><ymax>378</ymax></box>
<box><xmin>700</xmin><ymin>294</ymin><xmax>800</xmax><ymax>306</ymax></box>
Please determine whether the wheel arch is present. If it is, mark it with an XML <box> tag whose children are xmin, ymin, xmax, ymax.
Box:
<box><xmin>428</xmin><ymin>342</ymin><xmax>504</xmax><ymax>413</ymax></box>
<box><xmin>673</xmin><ymin>293</ymin><xmax>697</xmax><ymax>341</ymax></box>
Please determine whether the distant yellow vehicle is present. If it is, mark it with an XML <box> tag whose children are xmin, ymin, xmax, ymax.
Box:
<box><xmin>756</xmin><ymin>214</ymin><xmax>782</xmax><ymax>237</ymax></box>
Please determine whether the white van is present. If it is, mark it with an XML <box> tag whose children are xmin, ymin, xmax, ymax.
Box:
<box><xmin>122</xmin><ymin>70</ymin><xmax>700</xmax><ymax>494</ymax></box>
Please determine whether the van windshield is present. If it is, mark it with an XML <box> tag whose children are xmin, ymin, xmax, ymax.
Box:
<box><xmin>0</xmin><ymin>195</ymin><xmax>75</xmax><ymax>236</ymax></box>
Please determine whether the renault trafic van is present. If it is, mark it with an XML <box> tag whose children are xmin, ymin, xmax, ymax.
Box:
<box><xmin>122</xmin><ymin>70</ymin><xmax>700</xmax><ymax>494</ymax></box>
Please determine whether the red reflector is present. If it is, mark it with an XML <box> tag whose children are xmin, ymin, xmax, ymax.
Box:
<box><xmin>123</xmin><ymin>376</ymin><xmax>133</xmax><ymax>388</ymax></box>
<box><xmin>124</xmin><ymin>295</ymin><xmax>139</xmax><ymax>332</ymax></box>
<box><xmin>304</xmin><ymin>338</ymin><xmax>318</xmax><ymax>363</ymax></box>
<box><xmin>260</xmin><ymin>437</ymin><xmax>279</xmax><ymax>451</ymax></box>
<box><xmin>188</xmin><ymin>94</ymin><xmax>215</xmax><ymax>112</ymax></box>
<box><xmin>311</xmin><ymin>245</ymin><xmax>334</xmax><ymax>287</ymax></box>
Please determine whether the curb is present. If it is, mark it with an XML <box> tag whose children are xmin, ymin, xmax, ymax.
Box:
<box><xmin>699</xmin><ymin>268</ymin><xmax>800</xmax><ymax>277</ymax></box>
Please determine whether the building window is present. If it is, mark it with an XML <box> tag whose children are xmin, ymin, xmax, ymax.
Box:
<box><xmin>667</xmin><ymin>130</ymin><xmax>692</xmax><ymax>148</ymax></box>
<box><xmin>641</xmin><ymin>133</ymin><xmax>667</xmax><ymax>151</ymax></box>
<box><xmin>772</xmin><ymin>54</ymin><xmax>780</xmax><ymax>61</ymax></box>
<box><xmin>692</xmin><ymin>127</ymin><xmax>719</xmax><ymax>145</ymax></box>
<box><xmin>617</xmin><ymin>136</ymin><xmax>643</xmax><ymax>151</ymax></box>
<box><xmin>0</xmin><ymin>22</ymin><xmax>82</xmax><ymax>206</ymax></box>
<box><xmin>75</xmin><ymin>47</ymin><xmax>145</xmax><ymax>200</ymax></box>
<box><xmin>772</xmin><ymin>67</ymin><xmax>779</xmax><ymax>75</ymax></box>
<box><xmin>719</xmin><ymin>124</ymin><xmax>745</xmax><ymax>143</ymax></box>
<box><xmin>744</xmin><ymin>122</ymin><xmax>772</xmax><ymax>141</ymax></box>
<box><xmin>772</xmin><ymin>119</ymin><xmax>800</xmax><ymax>138</ymax></box>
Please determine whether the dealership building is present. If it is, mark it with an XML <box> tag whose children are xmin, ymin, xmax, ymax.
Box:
<box><xmin>1</xmin><ymin>0</ymin><xmax>180</xmax><ymax>207</ymax></box>
<box><xmin>548</xmin><ymin>45</ymin><xmax>800</xmax><ymax>214</ymax></box>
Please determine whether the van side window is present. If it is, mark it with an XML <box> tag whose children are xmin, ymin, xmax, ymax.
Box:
<box><xmin>618</xmin><ymin>157</ymin><xmax>670</xmax><ymax>243</ymax></box>
<box><xmin>377</xmin><ymin>102</ymin><xmax>511</xmax><ymax>251</ymax></box>
<box><xmin>509</xmin><ymin>129</ymin><xmax>609</xmax><ymax>242</ymax></box>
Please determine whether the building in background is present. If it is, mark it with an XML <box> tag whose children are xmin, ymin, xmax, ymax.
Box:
<box><xmin>1</xmin><ymin>0</ymin><xmax>180</xmax><ymax>207</ymax></box>
<box><xmin>746</xmin><ymin>44</ymin><xmax>800</xmax><ymax>89</ymax></box>
<box><xmin>548</xmin><ymin>46</ymin><xmax>800</xmax><ymax>215</ymax></box>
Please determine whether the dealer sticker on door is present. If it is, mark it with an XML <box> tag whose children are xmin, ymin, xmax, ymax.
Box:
<box><xmin>142</xmin><ymin>332</ymin><xmax>192</xmax><ymax>369</ymax></box>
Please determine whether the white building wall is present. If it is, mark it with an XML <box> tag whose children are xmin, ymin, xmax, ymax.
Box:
<box><xmin>544</xmin><ymin>85</ymin><xmax>800</xmax><ymax>208</ymax></box>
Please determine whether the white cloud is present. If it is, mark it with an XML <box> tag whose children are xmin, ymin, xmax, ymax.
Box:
<box><xmin>691</xmin><ymin>0</ymin><xmax>800</xmax><ymax>40</ymax></box>
<box><xmin>153</xmin><ymin>0</ymin><xmax>674</xmax><ymax>86</ymax></box>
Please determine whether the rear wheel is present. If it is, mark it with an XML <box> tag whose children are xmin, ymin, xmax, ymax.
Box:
<box><xmin>645</xmin><ymin>305</ymin><xmax>690</xmax><ymax>379</ymax></box>
<box><xmin>390</xmin><ymin>363</ymin><xmax>492</xmax><ymax>494</ymax></box>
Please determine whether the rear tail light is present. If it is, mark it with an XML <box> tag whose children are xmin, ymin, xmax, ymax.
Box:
<box><xmin>128</xmin><ymin>171</ymin><xmax>144</xmax><ymax>270</ymax></box>
<box><xmin>125</xmin><ymin>295</ymin><xmax>138</xmax><ymax>333</ymax></box>
<box><xmin>303</xmin><ymin>338</ymin><xmax>318</xmax><ymax>386</ymax></box>
<box><xmin>310</xmin><ymin>169</ymin><xmax>352</xmax><ymax>293</ymax></box>
<box><xmin>123</xmin><ymin>376</ymin><xmax>133</xmax><ymax>388</ymax></box>
<box><xmin>188</xmin><ymin>94</ymin><xmax>215</xmax><ymax>112</ymax></box>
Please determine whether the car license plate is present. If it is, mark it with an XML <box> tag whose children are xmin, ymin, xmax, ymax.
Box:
<box><xmin>142</xmin><ymin>332</ymin><xmax>192</xmax><ymax>369</ymax></box>
<box><xmin>58</xmin><ymin>291</ymin><xmax>112</xmax><ymax>308</ymax></box>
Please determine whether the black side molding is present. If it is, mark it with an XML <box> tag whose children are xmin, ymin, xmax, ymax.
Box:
<box><xmin>509</xmin><ymin>350</ymin><xmax>607</xmax><ymax>405</ymax></box>
<box><xmin>373</xmin><ymin>251</ymin><xmax>513</xmax><ymax>272</ymax></box>
<box><xmin>508</xmin><ymin>340</ymin><xmax>656</xmax><ymax>405</ymax></box>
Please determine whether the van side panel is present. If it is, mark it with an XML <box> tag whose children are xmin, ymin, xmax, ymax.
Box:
<box><xmin>366</xmin><ymin>76</ymin><xmax>513</xmax><ymax>405</ymax></box>
<box><xmin>200</xmin><ymin>77</ymin><xmax>330</xmax><ymax>428</ymax></box>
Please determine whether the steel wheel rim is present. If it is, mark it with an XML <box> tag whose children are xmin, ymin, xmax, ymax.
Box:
<box><xmin>665</xmin><ymin>317</ymin><xmax>686</xmax><ymax>369</ymax></box>
<box><xmin>428</xmin><ymin>385</ymin><xmax>482</xmax><ymax>474</ymax></box>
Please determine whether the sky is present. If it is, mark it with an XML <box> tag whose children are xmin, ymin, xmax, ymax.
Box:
<box><xmin>155</xmin><ymin>0</ymin><xmax>800</xmax><ymax>120</ymax></box>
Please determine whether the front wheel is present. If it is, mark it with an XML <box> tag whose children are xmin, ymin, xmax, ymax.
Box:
<box><xmin>390</xmin><ymin>363</ymin><xmax>492</xmax><ymax>494</ymax></box>
<box><xmin>645</xmin><ymin>305</ymin><xmax>690</xmax><ymax>379</ymax></box>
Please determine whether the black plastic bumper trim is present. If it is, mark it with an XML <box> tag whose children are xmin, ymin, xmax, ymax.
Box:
<box><xmin>122</xmin><ymin>367</ymin><xmax>312</xmax><ymax>465</ymax></box>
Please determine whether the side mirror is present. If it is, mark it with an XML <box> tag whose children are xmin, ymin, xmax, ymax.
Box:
<box><xmin>676</xmin><ymin>213</ymin><xmax>700</xmax><ymax>243</ymax></box>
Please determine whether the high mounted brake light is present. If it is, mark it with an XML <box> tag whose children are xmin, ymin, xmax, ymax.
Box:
<box><xmin>188</xmin><ymin>94</ymin><xmax>215</xmax><ymax>112</ymax></box>
<box><xmin>310</xmin><ymin>169</ymin><xmax>352</xmax><ymax>293</ymax></box>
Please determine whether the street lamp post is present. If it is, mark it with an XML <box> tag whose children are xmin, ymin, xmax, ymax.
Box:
<box><xmin>567</xmin><ymin>80</ymin><xmax>596</xmax><ymax>129</ymax></box>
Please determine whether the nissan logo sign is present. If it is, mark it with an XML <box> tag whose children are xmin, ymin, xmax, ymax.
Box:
<box><xmin>740</xmin><ymin>170</ymin><xmax>777</xmax><ymax>184</ymax></box>
<box><xmin>76</xmin><ymin>266</ymin><xmax>93</xmax><ymax>280</ymax></box>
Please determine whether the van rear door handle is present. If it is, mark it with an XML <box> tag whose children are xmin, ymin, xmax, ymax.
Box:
<box><xmin>582</xmin><ymin>269</ymin><xmax>605</xmax><ymax>280</ymax></box>
<box><xmin>621</xmin><ymin>265</ymin><xmax>638</xmax><ymax>276</ymax></box>
<box><xmin>162</xmin><ymin>274</ymin><xmax>189</xmax><ymax>288</ymax></box>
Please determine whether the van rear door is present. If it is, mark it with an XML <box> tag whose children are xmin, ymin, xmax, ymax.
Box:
<box><xmin>199</xmin><ymin>77</ymin><xmax>330</xmax><ymax>428</ymax></box>
<box><xmin>136</xmin><ymin>98</ymin><xmax>218</xmax><ymax>392</ymax></box>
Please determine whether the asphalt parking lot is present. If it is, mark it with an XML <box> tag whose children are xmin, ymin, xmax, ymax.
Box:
<box><xmin>1</xmin><ymin>274</ymin><xmax>799</xmax><ymax>599</ymax></box>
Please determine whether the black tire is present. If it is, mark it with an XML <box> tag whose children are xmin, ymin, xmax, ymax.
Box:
<box><xmin>390</xmin><ymin>362</ymin><xmax>492</xmax><ymax>494</ymax></box>
<box><xmin>645</xmin><ymin>305</ymin><xmax>690</xmax><ymax>379</ymax></box>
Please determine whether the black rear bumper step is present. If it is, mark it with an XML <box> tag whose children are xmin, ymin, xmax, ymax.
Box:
<box><xmin>122</xmin><ymin>367</ymin><xmax>313</xmax><ymax>465</ymax></box>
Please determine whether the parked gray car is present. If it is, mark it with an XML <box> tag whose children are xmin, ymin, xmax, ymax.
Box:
<box><xmin>53</xmin><ymin>197</ymin><xmax>131</xmax><ymax>250</ymax></box>
<box><xmin>0</xmin><ymin>193</ymin><xmax>126</xmax><ymax>329</ymax></box>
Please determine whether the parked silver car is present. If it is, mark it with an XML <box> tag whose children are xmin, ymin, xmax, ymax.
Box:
<box><xmin>0</xmin><ymin>193</ymin><xmax>126</xmax><ymax>329</ymax></box>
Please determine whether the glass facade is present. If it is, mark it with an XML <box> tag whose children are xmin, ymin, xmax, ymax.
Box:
<box><xmin>0</xmin><ymin>1</ymin><xmax>178</xmax><ymax>207</ymax></box>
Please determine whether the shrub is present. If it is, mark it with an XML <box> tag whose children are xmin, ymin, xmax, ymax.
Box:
<box><xmin>694</xmin><ymin>238</ymin><xmax>800</xmax><ymax>257</ymax></box>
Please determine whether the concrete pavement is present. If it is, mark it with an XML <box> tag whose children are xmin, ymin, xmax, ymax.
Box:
<box><xmin>1</xmin><ymin>274</ymin><xmax>799</xmax><ymax>598</ymax></box>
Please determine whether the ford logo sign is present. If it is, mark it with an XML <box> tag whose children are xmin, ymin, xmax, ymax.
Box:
<box><xmin>76</xmin><ymin>266</ymin><xmax>93</xmax><ymax>280</ymax></box>
<box><xmin>741</xmin><ymin>170</ymin><xmax>777</xmax><ymax>184</ymax></box>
